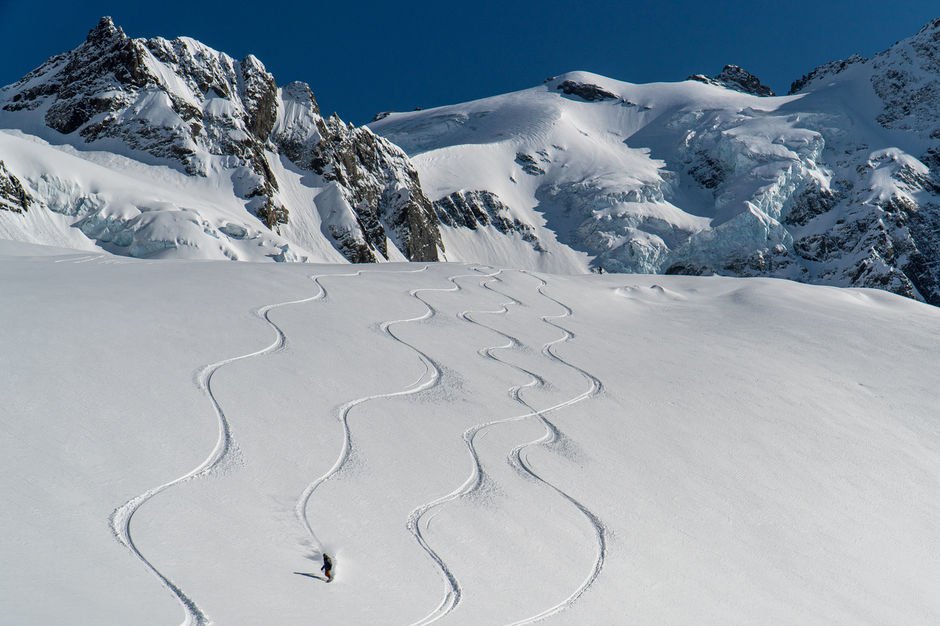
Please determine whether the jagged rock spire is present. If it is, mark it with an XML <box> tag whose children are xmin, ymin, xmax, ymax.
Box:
<box><xmin>86</xmin><ymin>16</ymin><xmax>123</xmax><ymax>44</ymax></box>
<box><xmin>0</xmin><ymin>17</ymin><xmax>443</xmax><ymax>263</ymax></box>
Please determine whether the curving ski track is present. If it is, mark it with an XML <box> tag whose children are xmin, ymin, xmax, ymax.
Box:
<box><xmin>107</xmin><ymin>264</ymin><xmax>604</xmax><ymax>626</ymax></box>
<box><xmin>108</xmin><ymin>266</ymin><xmax>422</xmax><ymax>626</ymax></box>
<box><xmin>503</xmin><ymin>272</ymin><xmax>607</xmax><ymax>625</ymax></box>
<box><xmin>408</xmin><ymin>270</ymin><xmax>606</xmax><ymax>626</ymax></box>
<box><xmin>295</xmin><ymin>268</ymin><xmax>500</xmax><ymax>604</ymax></box>
<box><xmin>407</xmin><ymin>271</ymin><xmax>541</xmax><ymax>626</ymax></box>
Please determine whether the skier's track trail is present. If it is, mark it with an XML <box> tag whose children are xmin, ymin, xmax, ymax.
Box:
<box><xmin>107</xmin><ymin>264</ymin><xmax>603</xmax><ymax>626</ymax></box>
<box><xmin>108</xmin><ymin>266</ymin><xmax>425</xmax><ymax>626</ymax></box>
<box><xmin>504</xmin><ymin>272</ymin><xmax>607</xmax><ymax>625</ymax></box>
<box><xmin>295</xmin><ymin>268</ymin><xmax>500</xmax><ymax>603</ymax></box>
<box><xmin>408</xmin><ymin>269</ymin><xmax>606</xmax><ymax>626</ymax></box>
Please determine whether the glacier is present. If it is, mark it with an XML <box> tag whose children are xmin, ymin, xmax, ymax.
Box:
<box><xmin>371</xmin><ymin>21</ymin><xmax>940</xmax><ymax>304</ymax></box>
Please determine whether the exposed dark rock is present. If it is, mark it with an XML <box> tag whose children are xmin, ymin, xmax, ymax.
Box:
<box><xmin>329</xmin><ymin>225</ymin><xmax>378</xmax><ymax>263</ymax></box>
<box><xmin>922</xmin><ymin>147</ymin><xmax>940</xmax><ymax>171</ymax></box>
<box><xmin>664</xmin><ymin>263</ymin><xmax>712</xmax><ymax>276</ymax></box>
<box><xmin>784</xmin><ymin>187</ymin><xmax>837</xmax><ymax>227</ymax></box>
<box><xmin>240</xmin><ymin>55</ymin><xmax>278</xmax><ymax>141</ymax></box>
<box><xmin>689</xmin><ymin>65</ymin><xmax>775</xmax><ymax>96</ymax></box>
<box><xmin>793</xmin><ymin>234</ymin><xmax>840</xmax><ymax>262</ymax></box>
<box><xmin>686</xmin><ymin>151</ymin><xmax>728</xmax><ymax>189</ymax></box>
<box><xmin>279</xmin><ymin>113</ymin><xmax>442</xmax><ymax>261</ymax></box>
<box><xmin>723</xmin><ymin>246</ymin><xmax>795</xmax><ymax>275</ymax></box>
<box><xmin>556</xmin><ymin>80</ymin><xmax>620</xmax><ymax>102</ymax></box>
<box><xmin>515</xmin><ymin>152</ymin><xmax>546</xmax><ymax>176</ymax></box>
<box><xmin>789</xmin><ymin>54</ymin><xmax>866</xmax><ymax>95</ymax></box>
<box><xmin>0</xmin><ymin>161</ymin><xmax>31</xmax><ymax>213</ymax></box>
<box><xmin>434</xmin><ymin>190</ymin><xmax>543</xmax><ymax>251</ymax></box>
<box><xmin>255</xmin><ymin>200</ymin><xmax>289</xmax><ymax>229</ymax></box>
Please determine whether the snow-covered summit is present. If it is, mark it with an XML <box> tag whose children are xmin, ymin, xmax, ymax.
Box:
<box><xmin>0</xmin><ymin>17</ymin><xmax>442</xmax><ymax>262</ymax></box>
<box><xmin>371</xmin><ymin>21</ymin><xmax>940</xmax><ymax>304</ymax></box>
<box><xmin>2</xmin><ymin>17</ymin><xmax>940</xmax><ymax>305</ymax></box>
<box><xmin>791</xmin><ymin>17</ymin><xmax>940</xmax><ymax>135</ymax></box>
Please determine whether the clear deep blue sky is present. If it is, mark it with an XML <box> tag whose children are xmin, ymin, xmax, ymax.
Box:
<box><xmin>0</xmin><ymin>1</ymin><xmax>937</xmax><ymax>125</ymax></box>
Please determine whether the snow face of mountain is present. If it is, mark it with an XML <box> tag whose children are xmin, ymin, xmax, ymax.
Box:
<box><xmin>2</xmin><ymin>17</ymin><xmax>939</xmax><ymax>305</ymax></box>
<box><xmin>0</xmin><ymin>17</ymin><xmax>442</xmax><ymax>263</ymax></box>
<box><xmin>370</xmin><ymin>20</ymin><xmax>940</xmax><ymax>305</ymax></box>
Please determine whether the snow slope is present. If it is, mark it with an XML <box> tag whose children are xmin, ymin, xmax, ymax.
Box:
<box><xmin>2</xmin><ymin>241</ymin><xmax>939</xmax><ymax>624</ymax></box>
<box><xmin>0</xmin><ymin>128</ymin><xmax>349</xmax><ymax>262</ymax></box>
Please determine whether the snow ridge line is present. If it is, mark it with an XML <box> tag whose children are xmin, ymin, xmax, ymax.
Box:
<box><xmin>107</xmin><ymin>266</ymin><xmax>401</xmax><ymax>626</ymax></box>
<box><xmin>296</xmin><ymin>267</ymin><xmax>499</xmax><ymax>598</ymax></box>
<box><xmin>502</xmin><ymin>272</ymin><xmax>607</xmax><ymax>626</ymax></box>
<box><xmin>407</xmin><ymin>270</ymin><xmax>605</xmax><ymax>625</ymax></box>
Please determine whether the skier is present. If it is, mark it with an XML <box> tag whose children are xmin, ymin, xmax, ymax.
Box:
<box><xmin>321</xmin><ymin>553</ymin><xmax>334</xmax><ymax>582</ymax></box>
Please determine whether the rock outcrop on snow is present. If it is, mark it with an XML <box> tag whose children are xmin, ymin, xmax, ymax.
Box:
<box><xmin>0</xmin><ymin>161</ymin><xmax>31</xmax><ymax>213</ymax></box>
<box><xmin>555</xmin><ymin>79</ymin><xmax>622</xmax><ymax>102</ymax></box>
<box><xmin>434</xmin><ymin>190</ymin><xmax>543</xmax><ymax>251</ymax></box>
<box><xmin>689</xmin><ymin>65</ymin><xmax>775</xmax><ymax>97</ymax></box>
<box><xmin>0</xmin><ymin>17</ymin><xmax>442</xmax><ymax>262</ymax></box>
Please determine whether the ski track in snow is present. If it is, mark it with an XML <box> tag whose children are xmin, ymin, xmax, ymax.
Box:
<box><xmin>107</xmin><ymin>263</ymin><xmax>603</xmax><ymax>626</ymax></box>
<box><xmin>408</xmin><ymin>269</ymin><xmax>606</xmax><ymax>626</ymax></box>
<box><xmin>108</xmin><ymin>265</ymin><xmax>423</xmax><ymax>626</ymax></box>
<box><xmin>503</xmin><ymin>272</ymin><xmax>607</xmax><ymax>625</ymax></box>
<box><xmin>53</xmin><ymin>254</ymin><xmax>99</xmax><ymax>263</ymax></box>
<box><xmin>295</xmin><ymin>267</ymin><xmax>500</xmax><ymax>604</ymax></box>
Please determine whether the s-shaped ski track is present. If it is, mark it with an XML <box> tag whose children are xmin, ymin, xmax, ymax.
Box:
<box><xmin>296</xmin><ymin>267</ymin><xmax>500</xmax><ymax>601</ymax></box>
<box><xmin>408</xmin><ymin>270</ymin><xmax>606</xmax><ymax>626</ymax></box>
<box><xmin>503</xmin><ymin>272</ymin><xmax>607</xmax><ymax>626</ymax></box>
<box><xmin>108</xmin><ymin>266</ymin><xmax>386</xmax><ymax>626</ymax></box>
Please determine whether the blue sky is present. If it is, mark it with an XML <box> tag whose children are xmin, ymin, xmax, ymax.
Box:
<box><xmin>1</xmin><ymin>1</ymin><xmax>937</xmax><ymax>124</ymax></box>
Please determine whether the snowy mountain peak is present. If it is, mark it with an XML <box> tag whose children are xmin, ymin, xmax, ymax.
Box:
<box><xmin>787</xmin><ymin>54</ymin><xmax>866</xmax><ymax>95</ymax></box>
<box><xmin>87</xmin><ymin>15</ymin><xmax>122</xmax><ymax>43</ymax></box>
<box><xmin>371</xmin><ymin>19</ymin><xmax>940</xmax><ymax>304</ymax></box>
<box><xmin>3</xmin><ymin>18</ymin><xmax>940</xmax><ymax>306</ymax></box>
<box><xmin>547</xmin><ymin>72</ymin><xmax>625</xmax><ymax>102</ymax></box>
<box><xmin>917</xmin><ymin>16</ymin><xmax>940</xmax><ymax>36</ymax></box>
<box><xmin>0</xmin><ymin>18</ymin><xmax>443</xmax><ymax>263</ymax></box>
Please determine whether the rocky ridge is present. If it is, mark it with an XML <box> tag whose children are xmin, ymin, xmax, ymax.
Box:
<box><xmin>0</xmin><ymin>17</ymin><xmax>441</xmax><ymax>262</ymax></box>
<box><xmin>689</xmin><ymin>65</ymin><xmax>775</xmax><ymax>97</ymax></box>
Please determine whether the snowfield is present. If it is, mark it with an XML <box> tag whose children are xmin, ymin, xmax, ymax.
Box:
<box><xmin>2</xmin><ymin>241</ymin><xmax>940</xmax><ymax>624</ymax></box>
